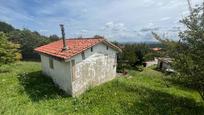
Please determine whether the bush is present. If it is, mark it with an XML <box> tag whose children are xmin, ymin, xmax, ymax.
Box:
<box><xmin>0</xmin><ymin>32</ymin><xmax>21</xmax><ymax>66</ymax></box>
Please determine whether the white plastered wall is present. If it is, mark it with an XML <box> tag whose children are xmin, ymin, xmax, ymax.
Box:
<box><xmin>40</xmin><ymin>54</ymin><xmax>72</xmax><ymax>95</ymax></box>
<box><xmin>70</xmin><ymin>43</ymin><xmax>117</xmax><ymax>96</ymax></box>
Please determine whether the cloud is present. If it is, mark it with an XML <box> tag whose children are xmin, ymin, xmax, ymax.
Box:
<box><xmin>140</xmin><ymin>27</ymin><xmax>160</xmax><ymax>32</ymax></box>
<box><xmin>146</xmin><ymin>23</ymin><xmax>155</xmax><ymax>28</ymax></box>
<box><xmin>160</xmin><ymin>17</ymin><xmax>171</xmax><ymax>21</ymax></box>
<box><xmin>139</xmin><ymin>22</ymin><xmax>159</xmax><ymax>32</ymax></box>
<box><xmin>104</xmin><ymin>21</ymin><xmax>127</xmax><ymax>32</ymax></box>
<box><xmin>0</xmin><ymin>0</ymin><xmax>202</xmax><ymax>42</ymax></box>
<box><xmin>167</xmin><ymin>26</ymin><xmax>181</xmax><ymax>32</ymax></box>
<box><xmin>143</xmin><ymin>0</ymin><xmax>155</xmax><ymax>7</ymax></box>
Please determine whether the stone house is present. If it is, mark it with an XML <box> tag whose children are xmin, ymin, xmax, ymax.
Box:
<box><xmin>34</xmin><ymin>32</ymin><xmax>121</xmax><ymax>96</ymax></box>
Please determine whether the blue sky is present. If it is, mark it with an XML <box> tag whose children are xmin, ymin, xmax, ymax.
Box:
<box><xmin>0</xmin><ymin>0</ymin><xmax>202</xmax><ymax>42</ymax></box>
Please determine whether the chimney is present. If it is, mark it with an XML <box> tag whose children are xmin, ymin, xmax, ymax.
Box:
<box><xmin>60</xmin><ymin>24</ymin><xmax>68</xmax><ymax>50</ymax></box>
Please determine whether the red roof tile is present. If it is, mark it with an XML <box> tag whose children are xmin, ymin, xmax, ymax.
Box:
<box><xmin>151</xmin><ymin>48</ymin><xmax>162</xmax><ymax>51</ymax></box>
<box><xmin>34</xmin><ymin>37</ymin><xmax>121</xmax><ymax>60</ymax></box>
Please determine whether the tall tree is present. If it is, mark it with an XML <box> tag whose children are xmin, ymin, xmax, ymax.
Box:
<box><xmin>0</xmin><ymin>32</ymin><xmax>20</xmax><ymax>66</ymax></box>
<box><xmin>153</xmin><ymin>3</ymin><xmax>204</xmax><ymax>99</ymax></box>
<box><xmin>8</xmin><ymin>29</ymin><xmax>51</xmax><ymax>59</ymax></box>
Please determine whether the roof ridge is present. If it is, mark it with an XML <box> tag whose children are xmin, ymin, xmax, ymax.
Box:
<box><xmin>66</xmin><ymin>37</ymin><xmax>104</xmax><ymax>40</ymax></box>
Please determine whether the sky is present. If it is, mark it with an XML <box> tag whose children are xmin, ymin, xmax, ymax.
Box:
<box><xmin>0</xmin><ymin>0</ymin><xmax>203</xmax><ymax>42</ymax></box>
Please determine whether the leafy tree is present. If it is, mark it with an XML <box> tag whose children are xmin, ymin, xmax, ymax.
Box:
<box><xmin>0</xmin><ymin>21</ymin><xmax>15</xmax><ymax>33</ymax></box>
<box><xmin>49</xmin><ymin>34</ymin><xmax>60</xmax><ymax>41</ymax></box>
<box><xmin>0</xmin><ymin>21</ymin><xmax>59</xmax><ymax>60</ymax></box>
<box><xmin>8</xmin><ymin>29</ymin><xmax>51</xmax><ymax>59</ymax></box>
<box><xmin>119</xmin><ymin>43</ymin><xmax>151</xmax><ymax>67</ymax></box>
<box><xmin>153</xmin><ymin>3</ymin><xmax>204</xmax><ymax>99</ymax></box>
<box><xmin>0</xmin><ymin>32</ymin><xmax>21</xmax><ymax>66</ymax></box>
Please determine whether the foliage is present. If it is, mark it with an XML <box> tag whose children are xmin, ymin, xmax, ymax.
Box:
<box><xmin>114</xmin><ymin>42</ymin><xmax>162</xmax><ymax>71</ymax></box>
<box><xmin>0</xmin><ymin>32</ymin><xmax>21</xmax><ymax>66</ymax></box>
<box><xmin>49</xmin><ymin>34</ymin><xmax>60</xmax><ymax>41</ymax></box>
<box><xmin>8</xmin><ymin>29</ymin><xmax>52</xmax><ymax>59</ymax></box>
<box><xmin>152</xmin><ymin>32</ymin><xmax>178</xmax><ymax>58</ymax></box>
<box><xmin>0</xmin><ymin>61</ymin><xmax>203</xmax><ymax>114</ymax></box>
<box><xmin>0</xmin><ymin>21</ymin><xmax>58</xmax><ymax>60</ymax></box>
<box><xmin>0</xmin><ymin>64</ymin><xmax>11</xmax><ymax>73</ymax></box>
<box><xmin>0</xmin><ymin>21</ymin><xmax>15</xmax><ymax>33</ymax></box>
<box><xmin>152</xmin><ymin>3</ymin><xmax>204</xmax><ymax>99</ymax></box>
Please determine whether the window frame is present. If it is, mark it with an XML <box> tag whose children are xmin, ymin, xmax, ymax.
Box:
<box><xmin>71</xmin><ymin>59</ymin><xmax>76</xmax><ymax>81</ymax></box>
<box><xmin>81</xmin><ymin>51</ymin><xmax>85</xmax><ymax>60</ymax></box>
<box><xmin>49</xmin><ymin>58</ymin><xmax>54</xmax><ymax>69</ymax></box>
<box><xmin>106</xmin><ymin>46</ymin><xmax>109</xmax><ymax>50</ymax></box>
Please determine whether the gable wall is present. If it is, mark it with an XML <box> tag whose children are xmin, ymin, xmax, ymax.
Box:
<box><xmin>70</xmin><ymin>43</ymin><xmax>118</xmax><ymax>96</ymax></box>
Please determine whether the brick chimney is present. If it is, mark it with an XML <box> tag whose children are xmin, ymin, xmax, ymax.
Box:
<box><xmin>60</xmin><ymin>24</ymin><xmax>68</xmax><ymax>50</ymax></box>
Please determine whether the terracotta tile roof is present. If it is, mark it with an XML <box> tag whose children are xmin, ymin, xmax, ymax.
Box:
<box><xmin>34</xmin><ymin>37</ymin><xmax>121</xmax><ymax>60</ymax></box>
<box><xmin>151</xmin><ymin>48</ymin><xmax>162</xmax><ymax>51</ymax></box>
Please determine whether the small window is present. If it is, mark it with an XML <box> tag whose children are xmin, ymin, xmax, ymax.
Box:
<box><xmin>71</xmin><ymin>60</ymin><xmax>76</xmax><ymax>81</ymax></box>
<box><xmin>49</xmin><ymin>58</ymin><xmax>54</xmax><ymax>69</ymax></box>
<box><xmin>113</xmin><ymin>54</ymin><xmax>117</xmax><ymax>68</ymax></box>
<box><xmin>81</xmin><ymin>52</ymin><xmax>85</xmax><ymax>60</ymax></box>
<box><xmin>91</xmin><ymin>47</ymin><xmax>93</xmax><ymax>52</ymax></box>
<box><xmin>106</xmin><ymin>46</ymin><xmax>109</xmax><ymax>50</ymax></box>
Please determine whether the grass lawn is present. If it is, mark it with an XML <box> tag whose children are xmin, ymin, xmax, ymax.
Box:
<box><xmin>0</xmin><ymin>61</ymin><xmax>204</xmax><ymax>115</ymax></box>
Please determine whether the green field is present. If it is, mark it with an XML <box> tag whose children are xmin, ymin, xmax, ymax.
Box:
<box><xmin>0</xmin><ymin>61</ymin><xmax>203</xmax><ymax>115</ymax></box>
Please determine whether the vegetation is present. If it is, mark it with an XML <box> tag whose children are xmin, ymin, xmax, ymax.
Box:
<box><xmin>0</xmin><ymin>32</ymin><xmax>21</xmax><ymax>66</ymax></box>
<box><xmin>152</xmin><ymin>3</ymin><xmax>204</xmax><ymax>99</ymax></box>
<box><xmin>0</xmin><ymin>61</ymin><xmax>203</xmax><ymax>114</ymax></box>
<box><xmin>0</xmin><ymin>22</ymin><xmax>15</xmax><ymax>33</ymax></box>
<box><xmin>0</xmin><ymin>21</ymin><xmax>59</xmax><ymax>60</ymax></box>
<box><xmin>115</xmin><ymin>42</ymin><xmax>162</xmax><ymax>71</ymax></box>
<box><xmin>8</xmin><ymin>29</ymin><xmax>53</xmax><ymax>59</ymax></box>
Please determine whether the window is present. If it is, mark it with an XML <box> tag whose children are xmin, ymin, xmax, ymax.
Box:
<box><xmin>106</xmin><ymin>46</ymin><xmax>109</xmax><ymax>50</ymax></box>
<box><xmin>71</xmin><ymin>60</ymin><xmax>76</xmax><ymax>81</ymax></box>
<box><xmin>81</xmin><ymin>52</ymin><xmax>85</xmax><ymax>60</ymax></box>
<box><xmin>113</xmin><ymin>54</ymin><xmax>117</xmax><ymax>68</ymax></box>
<box><xmin>91</xmin><ymin>47</ymin><xmax>93</xmax><ymax>52</ymax></box>
<box><xmin>49</xmin><ymin>58</ymin><xmax>54</xmax><ymax>69</ymax></box>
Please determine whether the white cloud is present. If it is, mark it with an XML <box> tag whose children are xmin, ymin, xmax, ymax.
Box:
<box><xmin>146</xmin><ymin>23</ymin><xmax>155</xmax><ymax>28</ymax></box>
<box><xmin>104</xmin><ymin>21</ymin><xmax>127</xmax><ymax>32</ymax></box>
<box><xmin>105</xmin><ymin>22</ymin><xmax>114</xmax><ymax>28</ymax></box>
<box><xmin>0</xmin><ymin>0</ymin><xmax>203</xmax><ymax>42</ymax></box>
<box><xmin>160</xmin><ymin>17</ymin><xmax>171</xmax><ymax>21</ymax></box>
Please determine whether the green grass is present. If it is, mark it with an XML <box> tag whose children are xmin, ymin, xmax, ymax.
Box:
<box><xmin>0</xmin><ymin>61</ymin><xmax>203</xmax><ymax>115</ymax></box>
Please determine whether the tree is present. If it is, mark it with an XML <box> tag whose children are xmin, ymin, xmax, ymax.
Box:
<box><xmin>49</xmin><ymin>34</ymin><xmax>60</xmax><ymax>41</ymax></box>
<box><xmin>152</xmin><ymin>3</ymin><xmax>204</xmax><ymax>99</ymax></box>
<box><xmin>0</xmin><ymin>32</ymin><xmax>20</xmax><ymax>66</ymax></box>
<box><xmin>0</xmin><ymin>21</ymin><xmax>15</xmax><ymax>33</ymax></box>
<box><xmin>8</xmin><ymin>29</ymin><xmax>51</xmax><ymax>59</ymax></box>
<box><xmin>120</xmin><ymin>43</ymin><xmax>151</xmax><ymax>67</ymax></box>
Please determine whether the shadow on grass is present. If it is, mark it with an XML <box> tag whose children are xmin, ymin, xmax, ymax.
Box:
<box><xmin>122</xmin><ymin>85</ymin><xmax>204</xmax><ymax>115</ymax></box>
<box><xmin>18</xmin><ymin>71</ymin><xmax>68</xmax><ymax>102</ymax></box>
<box><xmin>75</xmin><ymin>79</ymin><xmax>204</xmax><ymax>114</ymax></box>
<box><xmin>111</xmin><ymin>80</ymin><xmax>204</xmax><ymax>115</ymax></box>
